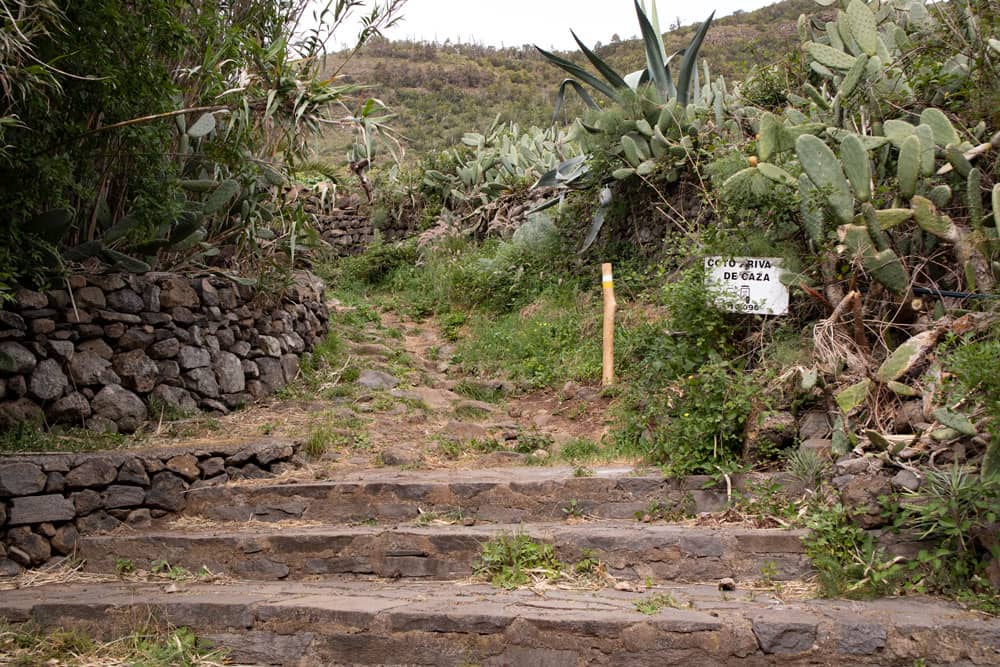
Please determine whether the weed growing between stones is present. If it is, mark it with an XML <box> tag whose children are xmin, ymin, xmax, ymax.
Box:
<box><xmin>0</xmin><ymin>621</ymin><xmax>227</xmax><ymax>666</ymax></box>
<box><xmin>803</xmin><ymin>501</ymin><xmax>905</xmax><ymax>599</ymax></box>
<box><xmin>635</xmin><ymin>495</ymin><xmax>696</xmax><ymax>523</ymax></box>
<box><xmin>303</xmin><ymin>411</ymin><xmax>372</xmax><ymax>459</ymax></box>
<box><xmin>474</xmin><ymin>533</ymin><xmax>610</xmax><ymax>590</ymax></box>
<box><xmin>892</xmin><ymin>468</ymin><xmax>1000</xmax><ymax>609</ymax></box>
<box><xmin>561</xmin><ymin>499</ymin><xmax>584</xmax><ymax>518</ymax></box>
<box><xmin>0</xmin><ymin>422</ymin><xmax>127</xmax><ymax>454</ymax></box>
<box><xmin>415</xmin><ymin>509</ymin><xmax>468</xmax><ymax>526</ymax></box>
<box><xmin>453</xmin><ymin>379</ymin><xmax>508</xmax><ymax>403</ymax></box>
<box><xmin>633</xmin><ymin>592</ymin><xmax>684</xmax><ymax>615</ymax></box>
<box><xmin>785</xmin><ymin>449</ymin><xmax>831</xmax><ymax>488</ymax></box>
<box><xmin>798</xmin><ymin>469</ymin><xmax>1000</xmax><ymax>613</ymax></box>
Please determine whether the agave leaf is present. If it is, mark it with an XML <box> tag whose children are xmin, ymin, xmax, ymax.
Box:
<box><xmin>553</xmin><ymin>79</ymin><xmax>599</xmax><ymax>121</ymax></box>
<box><xmin>676</xmin><ymin>12</ymin><xmax>715</xmax><ymax>106</ymax></box>
<box><xmin>634</xmin><ymin>0</ymin><xmax>672</xmax><ymax>100</ymax></box>
<box><xmin>532</xmin><ymin>155</ymin><xmax>588</xmax><ymax>189</ymax></box>
<box><xmin>535</xmin><ymin>46</ymin><xmax>621</xmax><ymax>102</ymax></box>
<box><xmin>579</xmin><ymin>204</ymin><xmax>608</xmax><ymax>254</ymax></box>
<box><xmin>570</xmin><ymin>30</ymin><xmax>628</xmax><ymax>90</ymax></box>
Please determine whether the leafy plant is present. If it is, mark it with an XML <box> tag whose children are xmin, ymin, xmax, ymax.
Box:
<box><xmin>562</xmin><ymin>499</ymin><xmax>585</xmax><ymax>518</ymax></box>
<box><xmin>0</xmin><ymin>0</ymin><xmax>406</xmax><ymax>287</ymax></box>
<box><xmin>803</xmin><ymin>502</ymin><xmax>903</xmax><ymax>598</ymax></box>
<box><xmin>150</xmin><ymin>560</ymin><xmax>195</xmax><ymax>581</ymax></box>
<box><xmin>897</xmin><ymin>466</ymin><xmax>1000</xmax><ymax>592</ymax></box>
<box><xmin>633</xmin><ymin>592</ymin><xmax>682</xmax><ymax>614</ymax></box>
<box><xmin>634</xmin><ymin>495</ymin><xmax>695</xmax><ymax>522</ymax></box>
<box><xmin>474</xmin><ymin>533</ymin><xmax>562</xmax><ymax>589</ymax></box>
<box><xmin>785</xmin><ymin>449</ymin><xmax>831</xmax><ymax>488</ymax></box>
<box><xmin>115</xmin><ymin>557</ymin><xmax>136</xmax><ymax>576</ymax></box>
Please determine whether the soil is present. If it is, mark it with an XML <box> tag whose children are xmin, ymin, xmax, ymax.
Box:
<box><xmin>138</xmin><ymin>303</ymin><xmax>622</xmax><ymax>476</ymax></box>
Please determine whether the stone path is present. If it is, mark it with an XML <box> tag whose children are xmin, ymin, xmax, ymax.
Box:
<box><xmin>3</xmin><ymin>308</ymin><xmax>1000</xmax><ymax>665</ymax></box>
<box><xmin>2</xmin><ymin>578</ymin><xmax>997</xmax><ymax>665</ymax></box>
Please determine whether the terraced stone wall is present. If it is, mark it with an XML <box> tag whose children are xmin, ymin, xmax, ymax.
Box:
<box><xmin>0</xmin><ymin>442</ymin><xmax>300</xmax><ymax>576</ymax></box>
<box><xmin>298</xmin><ymin>191</ymin><xmax>419</xmax><ymax>257</ymax></box>
<box><xmin>0</xmin><ymin>270</ymin><xmax>328</xmax><ymax>433</ymax></box>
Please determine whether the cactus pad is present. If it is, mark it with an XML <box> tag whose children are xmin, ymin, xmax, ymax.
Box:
<box><xmin>841</xmin><ymin>134</ymin><xmax>872</xmax><ymax>202</ymax></box>
<box><xmin>796</xmin><ymin>134</ymin><xmax>854</xmax><ymax>225</ymax></box>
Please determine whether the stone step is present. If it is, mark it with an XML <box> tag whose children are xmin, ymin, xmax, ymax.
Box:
<box><xmin>182</xmin><ymin>466</ymin><xmax>803</xmax><ymax>525</ymax></box>
<box><xmin>79</xmin><ymin>522</ymin><xmax>811</xmax><ymax>583</ymax></box>
<box><xmin>2</xmin><ymin>579</ymin><xmax>996</xmax><ymax>666</ymax></box>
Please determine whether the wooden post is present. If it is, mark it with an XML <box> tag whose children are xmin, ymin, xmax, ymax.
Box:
<box><xmin>601</xmin><ymin>262</ymin><xmax>616</xmax><ymax>386</ymax></box>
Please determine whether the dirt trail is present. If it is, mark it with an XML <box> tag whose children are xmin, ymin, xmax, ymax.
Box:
<box><xmin>139</xmin><ymin>305</ymin><xmax>617</xmax><ymax>475</ymax></box>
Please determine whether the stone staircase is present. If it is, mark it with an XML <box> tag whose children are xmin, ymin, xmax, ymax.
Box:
<box><xmin>2</xmin><ymin>465</ymin><xmax>999</xmax><ymax>666</ymax></box>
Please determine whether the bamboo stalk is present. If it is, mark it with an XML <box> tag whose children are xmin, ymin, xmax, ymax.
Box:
<box><xmin>602</xmin><ymin>262</ymin><xmax>616</xmax><ymax>386</ymax></box>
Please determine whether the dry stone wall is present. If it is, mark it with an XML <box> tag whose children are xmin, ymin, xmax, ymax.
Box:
<box><xmin>0</xmin><ymin>271</ymin><xmax>328</xmax><ymax>433</ymax></box>
<box><xmin>292</xmin><ymin>190</ymin><xmax>416</xmax><ymax>257</ymax></box>
<box><xmin>0</xmin><ymin>441</ymin><xmax>300</xmax><ymax>576</ymax></box>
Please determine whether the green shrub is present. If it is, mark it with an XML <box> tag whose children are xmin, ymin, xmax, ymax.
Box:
<box><xmin>611</xmin><ymin>264</ymin><xmax>757</xmax><ymax>472</ymax></box>
<box><xmin>896</xmin><ymin>467</ymin><xmax>1000</xmax><ymax>595</ymax></box>
<box><xmin>621</xmin><ymin>359</ymin><xmax>755</xmax><ymax>474</ymax></box>
<box><xmin>474</xmin><ymin>533</ymin><xmax>562</xmax><ymax>589</ymax></box>
<box><xmin>336</xmin><ymin>239</ymin><xmax>420</xmax><ymax>287</ymax></box>
<box><xmin>804</xmin><ymin>503</ymin><xmax>902</xmax><ymax>598</ymax></box>
<box><xmin>941</xmin><ymin>333</ymin><xmax>1000</xmax><ymax>477</ymax></box>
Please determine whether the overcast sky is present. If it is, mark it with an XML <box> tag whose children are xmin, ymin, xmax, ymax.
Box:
<box><xmin>330</xmin><ymin>0</ymin><xmax>784</xmax><ymax>50</ymax></box>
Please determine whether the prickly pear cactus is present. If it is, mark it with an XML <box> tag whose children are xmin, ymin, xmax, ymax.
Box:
<box><xmin>796</xmin><ymin>134</ymin><xmax>854</xmax><ymax>225</ymax></box>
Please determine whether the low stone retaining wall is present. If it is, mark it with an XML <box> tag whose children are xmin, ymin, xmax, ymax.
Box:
<box><xmin>291</xmin><ymin>190</ymin><xmax>418</xmax><ymax>257</ymax></box>
<box><xmin>0</xmin><ymin>441</ymin><xmax>300</xmax><ymax>576</ymax></box>
<box><xmin>0</xmin><ymin>270</ymin><xmax>328</xmax><ymax>433</ymax></box>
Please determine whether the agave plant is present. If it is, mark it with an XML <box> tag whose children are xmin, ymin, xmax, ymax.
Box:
<box><xmin>536</xmin><ymin>1</ymin><xmax>715</xmax><ymax>116</ymax></box>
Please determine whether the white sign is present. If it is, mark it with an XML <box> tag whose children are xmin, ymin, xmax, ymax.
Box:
<box><xmin>704</xmin><ymin>257</ymin><xmax>789</xmax><ymax>316</ymax></box>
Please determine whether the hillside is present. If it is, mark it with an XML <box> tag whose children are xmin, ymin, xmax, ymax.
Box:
<box><xmin>316</xmin><ymin>0</ymin><xmax>816</xmax><ymax>162</ymax></box>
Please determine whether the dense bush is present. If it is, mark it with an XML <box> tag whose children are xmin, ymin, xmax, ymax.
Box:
<box><xmin>0</xmin><ymin>0</ymin><xmax>404</xmax><ymax>299</ymax></box>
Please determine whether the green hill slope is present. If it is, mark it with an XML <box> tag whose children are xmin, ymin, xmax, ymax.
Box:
<box><xmin>317</xmin><ymin>0</ymin><xmax>816</xmax><ymax>161</ymax></box>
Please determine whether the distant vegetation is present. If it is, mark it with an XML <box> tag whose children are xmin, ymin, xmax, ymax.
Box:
<box><xmin>317</xmin><ymin>0</ymin><xmax>817</xmax><ymax>160</ymax></box>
